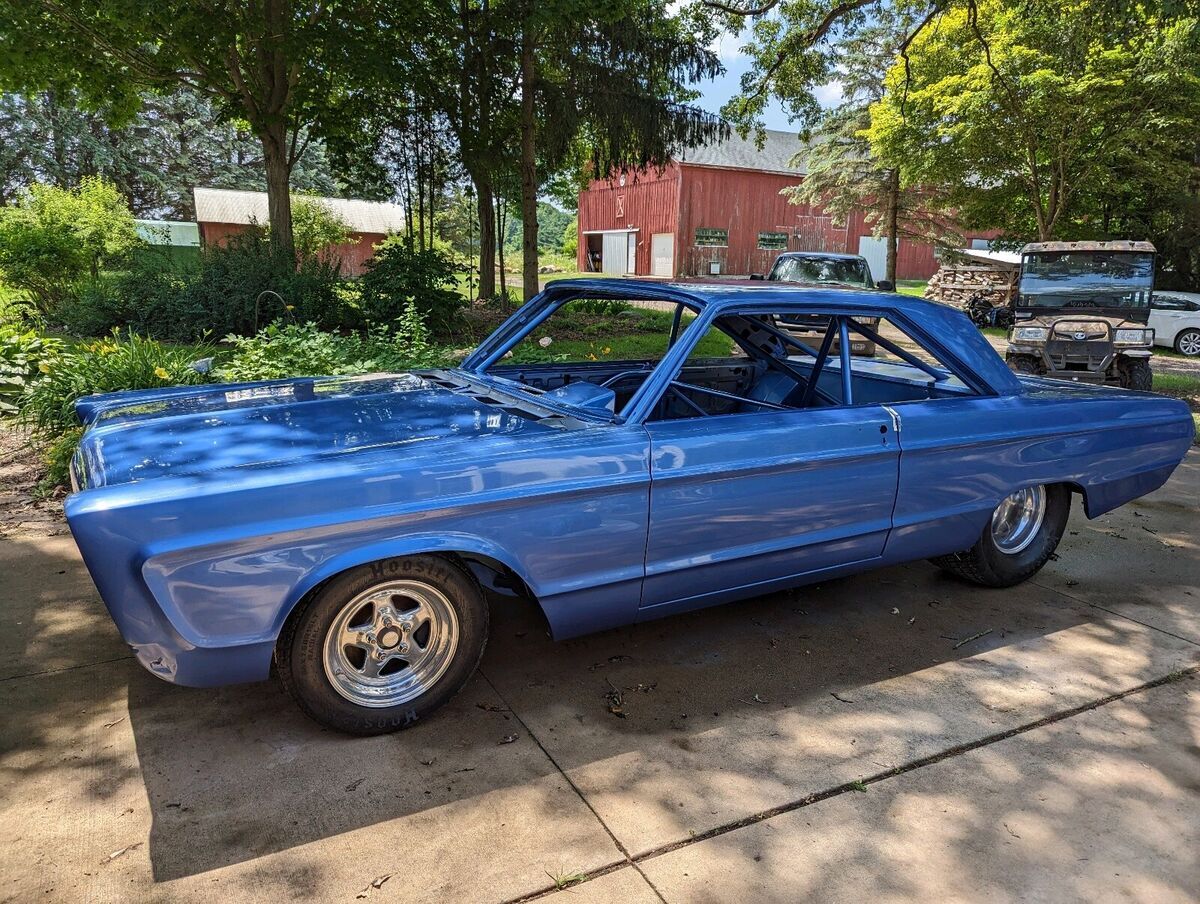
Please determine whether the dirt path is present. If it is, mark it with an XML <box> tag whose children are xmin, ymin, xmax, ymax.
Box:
<box><xmin>0</xmin><ymin>425</ymin><xmax>65</xmax><ymax>539</ymax></box>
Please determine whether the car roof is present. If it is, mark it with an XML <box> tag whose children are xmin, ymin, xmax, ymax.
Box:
<box><xmin>475</xmin><ymin>278</ymin><xmax>1023</xmax><ymax>395</ymax></box>
<box><xmin>544</xmin><ymin>277</ymin><xmax>905</xmax><ymax>313</ymax></box>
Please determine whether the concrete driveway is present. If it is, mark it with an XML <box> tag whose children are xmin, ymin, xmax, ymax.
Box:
<box><xmin>1</xmin><ymin>449</ymin><xmax>1197</xmax><ymax>903</ymax></box>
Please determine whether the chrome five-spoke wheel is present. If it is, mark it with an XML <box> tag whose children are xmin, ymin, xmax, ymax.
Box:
<box><xmin>990</xmin><ymin>485</ymin><xmax>1047</xmax><ymax>555</ymax></box>
<box><xmin>323</xmin><ymin>580</ymin><xmax>460</xmax><ymax>708</ymax></box>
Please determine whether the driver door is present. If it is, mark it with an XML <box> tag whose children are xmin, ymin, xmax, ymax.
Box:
<box><xmin>638</xmin><ymin>313</ymin><xmax>900</xmax><ymax>615</ymax></box>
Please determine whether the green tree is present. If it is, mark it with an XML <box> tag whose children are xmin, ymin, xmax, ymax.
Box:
<box><xmin>787</xmin><ymin>8</ymin><xmax>954</xmax><ymax>282</ymax></box>
<box><xmin>561</xmin><ymin>214</ymin><xmax>578</xmax><ymax>258</ymax></box>
<box><xmin>0</xmin><ymin>1</ymin><xmax>394</xmax><ymax>257</ymax></box>
<box><xmin>0</xmin><ymin>177</ymin><xmax>140</xmax><ymax>312</ymax></box>
<box><xmin>289</xmin><ymin>197</ymin><xmax>353</xmax><ymax>265</ymax></box>
<box><xmin>0</xmin><ymin>89</ymin><xmax>341</xmax><ymax>217</ymax></box>
<box><xmin>511</xmin><ymin>0</ymin><xmax>724</xmax><ymax>298</ymax></box>
<box><xmin>867</xmin><ymin>0</ymin><xmax>1200</xmax><ymax>241</ymax></box>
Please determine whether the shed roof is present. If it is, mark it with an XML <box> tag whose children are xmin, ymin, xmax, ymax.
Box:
<box><xmin>677</xmin><ymin>128</ymin><xmax>808</xmax><ymax>176</ymax></box>
<box><xmin>193</xmin><ymin>187</ymin><xmax>406</xmax><ymax>234</ymax></box>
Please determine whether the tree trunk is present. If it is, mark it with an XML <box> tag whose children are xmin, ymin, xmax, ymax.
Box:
<box><xmin>260</xmin><ymin>121</ymin><xmax>294</xmax><ymax>262</ymax></box>
<box><xmin>497</xmin><ymin>196</ymin><xmax>508</xmax><ymax>300</ymax></box>
<box><xmin>519</xmin><ymin>29</ymin><xmax>540</xmax><ymax>300</ymax></box>
<box><xmin>474</xmin><ymin>177</ymin><xmax>496</xmax><ymax>300</ymax></box>
<box><xmin>885</xmin><ymin>168</ymin><xmax>899</xmax><ymax>284</ymax></box>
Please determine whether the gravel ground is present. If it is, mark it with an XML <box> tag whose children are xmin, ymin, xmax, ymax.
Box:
<box><xmin>0</xmin><ymin>424</ymin><xmax>66</xmax><ymax>538</ymax></box>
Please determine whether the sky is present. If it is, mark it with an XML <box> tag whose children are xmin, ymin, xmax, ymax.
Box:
<box><xmin>694</xmin><ymin>30</ymin><xmax>844</xmax><ymax>133</ymax></box>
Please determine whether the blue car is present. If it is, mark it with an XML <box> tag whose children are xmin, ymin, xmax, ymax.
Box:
<box><xmin>65</xmin><ymin>280</ymin><xmax>1194</xmax><ymax>734</ymax></box>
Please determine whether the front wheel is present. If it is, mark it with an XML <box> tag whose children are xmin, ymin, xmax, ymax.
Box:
<box><xmin>930</xmin><ymin>484</ymin><xmax>1070</xmax><ymax>588</ymax></box>
<box><xmin>1117</xmin><ymin>357</ymin><xmax>1153</xmax><ymax>391</ymax></box>
<box><xmin>1175</xmin><ymin>328</ymin><xmax>1200</xmax><ymax>357</ymax></box>
<box><xmin>276</xmin><ymin>556</ymin><xmax>489</xmax><ymax>735</ymax></box>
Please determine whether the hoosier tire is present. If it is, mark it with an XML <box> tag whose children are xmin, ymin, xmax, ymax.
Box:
<box><xmin>930</xmin><ymin>484</ymin><xmax>1070</xmax><ymax>588</ymax></box>
<box><xmin>276</xmin><ymin>555</ymin><xmax>489</xmax><ymax>735</ymax></box>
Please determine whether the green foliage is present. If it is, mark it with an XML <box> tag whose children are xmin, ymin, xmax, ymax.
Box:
<box><xmin>561</xmin><ymin>215</ymin><xmax>578</xmax><ymax>257</ymax></box>
<box><xmin>571</xmin><ymin>299</ymin><xmax>630</xmax><ymax>316</ymax></box>
<box><xmin>868</xmin><ymin>0</ymin><xmax>1200</xmax><ymax>242</ymax></box>
<box><xmin>21</xmin><ymin>331</ymin><xmax>211</xmax><ymax>436</ymax></box>
<box><xmin>0</xmin><ymin>90</ymin><xmax>340</xmax><ymax>217</ymax></box>
<box><xmin>359</xmin><ymin>238</ymin><xmax>464</xmax><ymax>337</ymax></box>
<box><xmin>288</xmin><ymin>197</ymin><xmax>353</xmax><ymax>263</ymax></box>
<box><xmin>218</xmin><ymin>311</ymin><xmax>450</xmax><ymax>382</ymax></box>
<box><xmin>0</xmin><ymin>177</ymin><xmax>141</xmax><ymax>313</ymax></box>
<box><xmin>0</xmin><ymin>327</ymin><xmax>62</xmax><ymax>416</ymax></box>
<box><xmin>39</xmin><ymin>426</ymin><xmax>83</xmax><ymax>493</ymax></box>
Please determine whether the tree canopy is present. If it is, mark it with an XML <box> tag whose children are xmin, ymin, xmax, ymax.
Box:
<box><xmin>867</xmin><ymin>0</ymin><xmax>1200</xmax><ymax>242</ymax></box>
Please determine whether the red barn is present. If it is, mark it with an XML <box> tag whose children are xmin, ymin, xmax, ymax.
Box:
<box><xmin>576</xmin><ymin>129</ymin><xmax>993</xmax><ymax>282</ymax></box>
<box><xmin>193</xmin><ymin>187</ymin><xmax>406</xmax><ymax>276</ymax></box>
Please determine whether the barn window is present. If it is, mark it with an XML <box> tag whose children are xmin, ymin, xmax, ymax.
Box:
<box><xmin>757</xmin><ymin>231</ymin><xmax>788</xmax><ymax>250</ymax></box>
<box><xmin>694</xmin><ymin>227</ymin><xmax>728</xmax><ymax>247</ymax></box>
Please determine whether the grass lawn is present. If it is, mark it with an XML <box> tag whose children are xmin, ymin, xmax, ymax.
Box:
<box><xmin>508</xmin><ymin>305</ymin><xmax>732</xmax><ymax>364</ymax></box>
<box><xmin>895</xmin><ymin>280</ymin><xmax>927</xmax><ymax>297</ymax></box>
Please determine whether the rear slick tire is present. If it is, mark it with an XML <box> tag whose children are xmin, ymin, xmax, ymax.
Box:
<box><xmin>930</xmin><ymin>484</ymin><xmax>1070</xmax><ymax>588</ymax></box>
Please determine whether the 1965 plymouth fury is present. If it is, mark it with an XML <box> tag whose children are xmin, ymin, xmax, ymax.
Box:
<box><xmin>65</xmin><ymin>280</ymin><xmax>1194</xmax><ymax>733</ymax></box>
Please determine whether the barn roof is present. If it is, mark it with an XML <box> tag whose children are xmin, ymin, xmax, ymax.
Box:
<box><xmin>193</xmin><ymin>187</ymin><xmax>406</xmax><ymax>234</ymax></box>
<box><xmin>677</xmin><ymin>128</ymin><xmax>808</xmax><ymax>176</ymax></box>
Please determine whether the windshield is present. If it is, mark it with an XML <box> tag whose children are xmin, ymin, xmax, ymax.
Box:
<box><xmin>1019</xmin><ymin>251</ymin><xmax>1153</xmax><ymax>310</ymax></box>
<box><xmin>769</xmin><ymin>255</ymin><xmax>873</xmax><ymax>288</ymax></box>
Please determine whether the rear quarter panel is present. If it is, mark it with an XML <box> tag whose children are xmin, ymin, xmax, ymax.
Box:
<box><xmin>883</xmin><ymin>383</ymin><xmax>1194</xmax><ymax>562</ymax></box>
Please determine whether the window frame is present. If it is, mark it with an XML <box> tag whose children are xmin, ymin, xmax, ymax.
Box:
<box><xmin>757</xmin><ymin>231</ymin><xmax>789</xmax><ymax>251</ymax></box>
<box><xmin>631</xmin><ymin>303</ymin><xmax>993</xmax><ymax>425</ymax></box>
<box><xmin>694</xmin><ymin>227</ymin><xmax>729</xmax><ymax>248</ymax></box>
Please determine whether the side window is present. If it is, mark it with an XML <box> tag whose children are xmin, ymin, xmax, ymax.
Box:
<box><xmin>647</xmin><ymin>309</ymin><xmax>974</xmax><ymax>423</ymax></box>
<box><xmin>843</xmin><ymin>315</ymin><xmax>972</xmax><ymax>394</ymax></box>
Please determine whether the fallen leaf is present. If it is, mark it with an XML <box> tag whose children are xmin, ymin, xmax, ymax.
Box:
<box><xmin>499</xmin><ymin>734</ymin><xmax>519</xmax><ymax>744</ymax></box>
<box><xmin>100</xmin><ymin>842</ymin><xmax>143</xmax><ymax>864</ymax></box>
<box><xmin>356</xmin><ymin>874</ymin><xmax>393</xmax><ymax>898</ymax></box>
<box><xmin>345</xmin><ymin>778</ymin><xmax>366</xmax><ymax>792</ymax></box>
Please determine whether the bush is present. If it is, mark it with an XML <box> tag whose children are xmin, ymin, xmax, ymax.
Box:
<box><xmin>0</xmin><ymin>327</ymin><xmax>63</xmax><ymax>416</ymax></box>
<box><xmin>218</xmin><ymin>307</ymin><xmax>450</xmax><ymax>382</ymax></box>
<box><xmin>359</xmin><ymin>238</ymin><xmax>464</xmax><ymax>338</ymax></box>
<box><xmin>289</xmin><ymin>197</ymin><xmax>353</xmax><ymax>264</ymax></box>
<box><xmin>561</xmin><ymin>215</ymin><xmax>578</xmax><ymax>257</ymax></box>
<box><xmin>0</xmin><ymin>177</ymin><xmax>142</xmax><ymax>314</ymax></box>
<box><xmin>21</xmin><ymin>331</ymin><xmax>212</xmax><ymax>436</ymax></box>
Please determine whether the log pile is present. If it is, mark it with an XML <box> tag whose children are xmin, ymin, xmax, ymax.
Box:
<box><xmin>924</xmin><ymin>264</ymin><xmax>1018</xmax><ymax>309</ymax></box>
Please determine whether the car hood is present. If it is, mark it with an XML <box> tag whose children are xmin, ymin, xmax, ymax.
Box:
<box><xmin>71</xmin><ymin>371</ymin><xmax>556</xmax><ymax>490</ymax></box>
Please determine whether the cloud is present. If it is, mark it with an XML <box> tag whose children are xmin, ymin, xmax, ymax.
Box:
<box><xmin>813</xmin><ymin>80</ymin><xmax>845</xmax><ymax>108</ymax></box>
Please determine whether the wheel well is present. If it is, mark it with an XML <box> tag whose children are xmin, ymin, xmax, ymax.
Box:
<box><xmin>1058</xmin><ymin>480</ymin><xmax>1090</xmax><ymax>516</ymax></box>
<box><xmin>275</xmin><ymin>551</ymin><xmax>548</xmax><ymax>658</ymax></box>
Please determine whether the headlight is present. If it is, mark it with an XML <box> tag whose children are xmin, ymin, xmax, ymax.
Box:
<box><xmin>1115</xmin><ymin>328</ymin><xmax>1152</xmax><ymax>344</ymax></box>
<box><xmin>1011</xmin><ymin>327</ymin><xmax>1048</xmax><ymax>342</ymax></box>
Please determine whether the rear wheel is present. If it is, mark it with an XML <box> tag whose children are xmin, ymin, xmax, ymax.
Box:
<box><xmin>277</xmin><ymin>556</ymin><xmax>488</xmax><ymax>735</ymax></box>
<box><xmin>1175</xmin><ymin>328</ymin><xmax>1200</xmax><ymax>357</ymax></box>
<box><xmin>1117</xmin><ymin>357</ymin><xmax>1153</xmax><ymax>390</ymax></box>
<box><xmin>930</xmin><ymin>484</ymin><xmax>1070</xmax><ymax>588</ymax></box>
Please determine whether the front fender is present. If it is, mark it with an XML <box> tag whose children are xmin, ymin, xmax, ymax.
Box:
<box><xmin>269</xmin><ymin>532</ymin><xmax>538</xmax><ymax>635</ymax></box>
<box><xmin>140</xmin><ymin>530</ymin><xmax>540</xmax><ymax>651</ymax></box>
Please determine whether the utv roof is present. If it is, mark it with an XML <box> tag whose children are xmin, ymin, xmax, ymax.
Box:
<box><xmin>773</xmin><ymin>251</ymin><xmax>865</xmax><ymax>261</ymax></box>
<box><xmin>1020</xmin><ymin>240</ymin><xmax>1156</xmax><ymax>255</ymax></box>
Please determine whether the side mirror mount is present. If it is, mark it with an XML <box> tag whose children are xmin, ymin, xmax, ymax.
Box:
<box><xmin>875</xmin><ymin>279</ymin><xmax>895</xmax><ymax>292</ymax></box>
<box><xmin>749</xmin><ymin>273</ymin><xmax>766</xmax><ymax>281</ymax></box>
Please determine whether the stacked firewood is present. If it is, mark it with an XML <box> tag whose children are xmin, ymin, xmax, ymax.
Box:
<box><xmin>924</xmin><ymin>265</ymin><xmax>1018</xmax><ymax>309</ymax></box>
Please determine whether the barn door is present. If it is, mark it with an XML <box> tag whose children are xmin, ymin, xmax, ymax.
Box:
<box><xmin>602</xmin><ymin>232</ymin><xmax>628</xmax><ymax>274</ymax></box>
<box><xmin>651</xmin><ymin>233</ymin><xmax>674</xmax><ymax>277</ymax></box>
